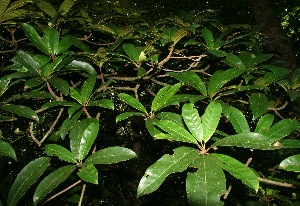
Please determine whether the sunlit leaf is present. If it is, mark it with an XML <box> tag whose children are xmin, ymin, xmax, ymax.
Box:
<box><xmin>254</xmin><ymin>114</ymin><xmax>274</xmax><ymax>133</ymax></box>
<box><xmin>264</xmin><ymin>119</ymin><xmax>299</xmax><ymax>141</ymax></box>
<box><xmin>202</xmin><ymin>101</ymin><xmax>222</xmax><ymax>142</ymax></box>
<box><xmin>44</xmin><ymin>28</ymin><xmax>59</xmax><ymax>55</ymax></box>
<box><xmin>182</xmin><ymin>103</ymin><xmax>203</xmax><ymax>142</ymax></box>
<box><xmin>118</xmin><ymin>93</ymin><xmax>147</xmax><ymax>114</ymax></box>
<box><xmin>279</xmin><ymin>155</ymin><xmax>300</xmax><ymax>172</ymax></box>
<box><xmin>58</xmin><ymin>0</ymin><xmax>74</xmax><ymax>16</ymax></box>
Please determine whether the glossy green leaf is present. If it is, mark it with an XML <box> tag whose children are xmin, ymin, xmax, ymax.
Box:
<box><xmin>91</xmin><ymin>24</ymin><xmax>117</xmax><ymax>35</ymax></box>
<box><xmin>77</xmin><ymin>165</ymin><xmax>98</xmax><ymax>184</ymax></box>
<box><xmin>201</xmin><ymin>28</ymin><xmax>214</xmax><ymax>48</ymax></box>
<box><xmin>41</xmin><ymin>55</ymin><xmax>72</xmax><ymax>77</ymax></box>
<box><xmin>70</xmin><ymin>118</ymin><xmax>99</xmax><ymax>161</ymax></box>
<box><xmin>48</xmin><ymin>76</ymin><xmax>70</xmax><ymax>96</ymax></box>
<box><xmin>61</xmin><ymin>35</ymin><xmax>90</xmax><ymax>53</ymax></box>
<box><xmin>70</xmin><ymin>87</ymin><xmax>83</xmax><ymax>104</ymax></box>
<box><xmin>212</xmin><ymin>154</ymin><xmax>259</xmax><ymax>192</ymax></box>
<box><xmin>254</xmin><ymin>114</ymin><xmax>274</xmax><ymax>133</ymax></box>
<box><xmin>0</xmin><ymin>0</ymin><xmax>9</xmax><ymax>15</ymax></box>
<box><xmin>223</xmin><ymin>53</ymin><xmax>245</xmax><ymax>69</ymax></box>
<box><xmin>137</xmin><ymin>146</ymin><xmax>199</xmax><ymax>198</ymax></box>
<box><xmin>156</xmin><ymin>112</ymin><xmax>184</xmax><ymax>127</ymax></box>
<box><xmin>88</xmin><ymin>99</ymin><xmax>114</xmax><ymax>110</ymax></box>
<box><xmin>15</xmin><ymin>50</ymin><xmax>40</xmax><ymax>75</ymax></box>
<box><xmin>60</xmin><ymin>111</ymin><xmax>82</xmax><ymax>139</ymax></box>
<box><xmin>36</xmin><ymin>0</ymin><xmax>56</xmax><ymax>17</ymax></box>
<box><xmin>0</xmin><ymin>9</ymin><xmax>27</xmax><ymax>22</ymax></box>
<box><xmin>249</xmin><ymin>93</ymin><xmax>269</xmax><ymax>119</ymax></box>
<box><xmin>171</xmin><ymin>28</ymin><xmax>188</xmax><ymax>45</ymax></box>
<box><xmin>186</xmin><ymin>155</ymin><xmax>226</xmax><ymax>206</ymax></box>
<box><xmin>25</xmin><ymin>77</ymin><xmax>44</xmax><ymax>88</ymax></box>
<box><xmin>5</xmin><ymin>91</ymin><xmax>54</xmax><ymax>102</ymax></box>
<box><xmin>44</xmin><ymin>144</ymin><xmax>77</xmax><ymax>163</ymax></box>
<box><xmin>182</xmin><ymin>103</ymin><xmax>203</xmax><ymax>142</ymax></box>
<box><xmin>58</xmin><ymin>0</ymin><xmax>74</xmax><ymax>16</ymax></box>
<box><xmin>33</xmin><ymin>165</ymin><xmax>75</xmax><ymax>205</ymax></box>
<box><xmin>202</xmin><ymin>101</ymin><xmax>222</xmax><ymax>142</ymax></box>
<box><xmin>138</xmin><ymin>67</ymin><xmax>147</xmax><ymax>78</ymax></box>
<box><xmin>154</xmin><ymin>120</ymin><xmax>198</xmax><ymax>144</ymax></box>
<box><xmin>84</xmin><ymin>146</ymin><xmax>137</xmax><ymax>165</ymax></box>
<box><xmin>277</xmin><ymin>139</ymin><xmax>300</xmax><ymax>148</ymax></box>
<box><xmin>208</xmin><ymin>68</ymin><xmax>244</xmax><ymax>98</ymax></box>
<box><xmin>264</xmin><ymin>119</ymin><xmax>299</xmax><ymax>141</ymax></box>
<box><xmin>6</xmin><ymin>0</ymin><xmax>33</xmax><ymax>12</ymax></box>
<box><xmin>0</xmin><ymin>140</ymin><xmax>17</xmax><ymax>161</ymax></box>
<box><xmin>151</xmin><ymin>83</ymin><xmax>181</xmax><ymax>112</ymax></box>
<box><xmin>22</xmin><ymin>23</ymin><xmax>49</xmax><ymax>55</ymax></box>
<box><xmin>223</xmin><ymin>106</ymin><xmax>250</xmax><ymax>133</ymax></box>
<box><xmin>145</xmin><ymin>118</ymin><xmax>162</xmax><ymax>138</ymax></box>
<box><xmin>81</xmin><ymin>75</ymin><xmax>96</xmax><ymax>104</ymax></box>
<box><xmin>65</xmin><ymin>60</ymin><xmax>96</xmax><ymax>74</ymax></box>
<box><xmin>116</xmin><ymin>112</ymin><xmax>145</xmax><ymax>123</ymax></box>
<box><xmin>118</xmin><ymin>93</ymin><xmax>147</xmax><ymax>113</ymax></box>
<box><xmin>212</xmin><ymin>132</ymin><xmax>279</xmax><ymax>150</ymax></box>
<box><xmin>7</xmin><ymin>157</ymin><xmax>50</xmax><ymax>206</ymax></box>
<box><xmin>0</xmin><ymin>104</ymin><xmax>39</xmax><ymax>122</ymax></box>
<box><xmin>279</xmin><ymin>155</ymin><xmax>300</xmax><ymax>172</ymax></box>
<box><xmin>122</xmin><ymin>43</ymin><xmax>143</xmax><ymax>62</ymax></box>
<box><xmin>169</xmin><ymin>71</ymin><xmax>207</xmax><ymax>96</ymax></box>
<box><xmin>262</xmin><ymin>65</ymin><xmax>289</xmax><ymax>84</ymax></box>
<box><xmin>44</xmin><ymin>28</ymin><xmax>59</xmax><ymax>55</ymax></box>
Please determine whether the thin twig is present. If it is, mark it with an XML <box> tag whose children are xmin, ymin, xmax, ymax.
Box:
<box><xmin>78</xmin><ymin>184</ymin><xmax>86</xmax><ymax>206</ymax></box>
<box><xmin>223</xmin><ymin>185</ymin><xmax>232</xmax><ymax>200</ymax></box>
<box><xmin>29</xmin><ymin>122</ymin><xmax>41</xmax><ymax>147</ymax></box>
<box><xmin>82</xmin><ymin>107</ymin><xmax>92</xmax><ymax>118</ymax></box>
<box><xmin>258</xmin><ymin>177</ymin><xmax>295</xmax><ymax>188</ymax></box>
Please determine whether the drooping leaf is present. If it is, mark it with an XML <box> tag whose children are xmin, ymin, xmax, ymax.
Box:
<box><xmin>0</xmin><ymin>140</ymin><xmax>17</xmax><ymax>161</ymax></box>
<box><xmin>41</xmin><ymin>55</ymin><xmax>72</xmax><ymax>77</ymax></box>
<box><xmin>84</xmin><ymin>146</ymin><xmax>137</xmax><ymax>165</ymax></box>
<box><xmin>154</xmin><ymin>120</ymin><xmax>198</xmax><ymax>144</ymax></box>
<box><xmin>277</xmin><ymin>139</ymin><xmax>300</xmax><ymax>149</ymax></box>
<box><xmin>48</xmin><ymin>76</ymin><xmax>70</xmax><ymax>96</ymax></box>
<box><xmin>249</xmin><ymin>93</ymin><xmax>269</xmax><ymax>119</ymax></box>
<box><xmin>15</xmin><ymin>50</ymin><xmax>40</xmax><ymax>75</ymax></box>
<box><xmin>223</xmin><ymin>53</ymin><xmax>245</xmax><ymax>69</ymax></box>
<box><xmin>0</xmin><ymin>0</ymin><xmax>10</xmax><ymax>15</ymax></box>
<box><xmin>264</xmin><ymin>119</ymin><xmax>299</xmax><ymax>141</ymax></box>
<box><xmin>212</xmin><ymin>154</ymin><xmax>259</xmax><ymax>192</ymax></box>
<box><xmin>22</xmin><ymin>23</ymin><xmax>49</xmax><ymax>55</ymax></box>
<box><xmin>60</xmin><ymin>111</ymin><xmax>82</xmax><ymax>139</ymax></box>
<box><xmin>116</xmin><ymin>112</ymin><xmax>145</xmax><ymax>123</ymax></box>
<box><xmin>0</xmin><ymin>104</ymin><xmax>39</xmax><ymax>122</ymax></box>
<box><xmin>171</xmin><ymin>28</ymin><xmax>188</xmax><ymax>45</ymax></box>
<box><xmin>202</xmin><ymin>101</ymin><xmax>222</xmax><ymax>142</ymax></box>
<box><xmin>201</xmin><ymin>28</ymin><xmax>214</xmax><ymax>48</ymax></box>
<box><xmin>145</xmin><ymin>118</ymin><xmax>162</xmax><ymax>138</ymax></box>
<box><xmin>70</xmin><ymin>118</ymin><xmax>99</xmax><ymax>161</ymax></box>
<box><xmin>70</xmin><ymin>87</ymin><xmax>83</xmax><ymax>104</ymax></box>
<box><xmin>186</xmin><ymin>155</ymin><xmax>226</xmax><ymax>206</ymax></box>
<box><xmin>151</xmin><ymin>83</ymin><xmax>181</xmax><ymax>112</ymax></box>
<box><xmin>44</xmin><ymin>28</ymin><xmax>59</xmax><ymax>56</ymax></box>
<box><xmin>169</xmin><ymin>71</ymin><xmax>207</xmax><ymax>96</ymax></box>
<box><xmin>279</xmin><ymin>155</ymin><xmax>300</xmax><ymax>172</ymax></box>
<box><xmin>81</xmin><ymin>75</ymin><xmax>96</xmax><ymax>104</ymax></box>
<box><xmin>58</xmin><ymin>0</ymin><xmax>74</xmax><ymax>16</ymax></box>
<box><xmin>36</xmin><ymin>0</ymin><xmax>57</xmax><ymax>17</ymax></box>
<box><xmin>77</xmin><ymin>165</ymin><xmax>98</xmax><ymax>184</ymax></box>
<box><xmin>254</xmin><ymin>114</ymin><xmax>274</xmax><ymax>133</ymax></box>
<box><xmin>182</xmin><ymin>103</ymin><xmax>203</xmax><ymax>142</ymax></box>
<box><xmin>223</xmin><ymin>106</ymin><xmax>250</xmax><ymax>133</ymax></box>
<box><xmin>6</xmin><ymin>0</ymin><xmax>33</xmax><ymax>12</ymax></box>
<box><xmin>137</xmin><ymin>146</ymin><xmax>199</xmax><ymax>198</ymax></box>
<box><xmin>122</xmin><ymin>43</ymin><xmax>144</xmax><ymax>62</ymax></box>
<box><xmin>212</xmin><ymin>132</ymin><xmax>279</xmax><ymax>150</ymax></box>
<box><xmin>208</xmin><ymin>68</ymin><xmax>244</xmax><ymax>98</ymax></box>
<box><xmin>7</xmin><ymin>157</ymin><xmax>50</xmax><ymax>206</ymax></box>
<box><xmin>118</xmin><ymin>93</ymin><xmax>147</xmax><ymax>114</ymax></box>
<box><xmin>25</xmin><ymin>77</ymin><xmax>44</xmax><ymax>88</ymax></box>
<box><xmin>33</xmin><ymin>165</ymin><xmax>75</xmax><ymax>205</ymax></box>
<box><xmin>44</xmin><ymin>144</ymin><xmax>77</xmax><ymax>163</ymax></box>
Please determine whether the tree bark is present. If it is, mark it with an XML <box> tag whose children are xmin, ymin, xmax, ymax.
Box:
<box><xmin>250</xmin><ymin>0</ymin><xmax>297</xmax><ymax>73</ymax></box>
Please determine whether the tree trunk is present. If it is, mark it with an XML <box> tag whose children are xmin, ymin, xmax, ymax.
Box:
<box><xmin>250</xmin><ymin>0</ymin><xmax>297</xmax><ymax>73</ymax></box>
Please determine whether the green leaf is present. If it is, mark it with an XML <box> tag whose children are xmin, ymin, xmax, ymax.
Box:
<box><xmin>171</xmin><ymin>28</ymin><xmax>188</xmax><ymax>45</ymax></box>
<box><xmin>88</xmin><ymin>99</ymin><xmax>114</xmax><ymax>110</ymax></box>
<box><xmin>0</xmin><ymin>104</ymin><xmax>39</xmax><ymax>122</ymax></box>
<box><xmin>249</xmin><ymin>93</ymin><xmax>269</xmax><ymax>119</ymax></box>
<box><xmin>151</xmin><ymin>83</ymin><xmax>181</xmax><ymax>112</ymax></box>
<box><xmin>154</xmin><ymin>120</ymin><xmax>198</xmax><ymax>144</ymax></box>
<box><xmin>0</xmin><ymin>140</ymin><xmax>17</xmax><ymax>161</ymax></box>
<box><xmin>81</xmin><ymin>75</ymin><xmax>96</xmax><ymax>104</ymax></box>
<box><xmin>137</xmin><ymin>146</ymin><xmax>199</xmax><ymax>198</ymax></box>
<box><xmin>58</xmin><ymin>0</ymin><xmax>74</xmax><ymax>15</ymax></box>
<box><xmin>6</xmin><ymin>0</ymin><xmax>33</xmax><ymax>12</ymax></box>
<box><xmin>186</xmin><ymin>155</ymin><xmax>226</xmax><ymax>206</ymax></box>
<box><xmin>15</xmin><ymin>50</ymin><xmax>40</xmax><ymax>75</ymax></box>
<box><xmin>156</xmin><ymin>112</ymin><xmax>184</xmax><ymax>127</ymax></box>
<box><xmin>0</xmin><ymin>9</ymin><xmax>27</xmax><ymax>22</ymax></box>
<box><xmin>254</xmin><ymin>114</ymin><xmax>274</xmax><ymax>133</ymax></box>
<box><xmin>264</xmin><ymin>119</ymin><xmax>299</xmax><ymax>141</ymax></box>
<box><xmin>5</xmin><ymin>91</ymin><xmax>54</xmax><ymax>102</ymax></box>
<box><xmin>36</xmin><ymin>0</ymin><xmax>57</xmax><ymax>17</ymax></box>
<box><xmin>0</xmin><ymin>0</ymin><xmax>9</xmax><ymax>15</ymax></box>
<box><xmin>60</xmin><ymin>111</ymin><xmax>82</xmax><ymax>139</ymax></box>
<box><xmin>84</xmin><ymin>146</ymin><xmax>137</xmax><ymax>165</ymax></box>
<box><xmin>22</xmin><ymin>23</ymin><xmax>49</xmax><ymax>55</ymax></box>
<box><xmin>279</xmin><ymin>155</ymin><xmax>300</xmax><ymax>172</ymax></box>
<box><xmin>41</xmin><ymin>55</ymin><xmax>72</xmax><ymax>77</ymax></box>
<box><xmin>202</xmin><ymin>101</ymin><xmax>222</xmax><ymax>142</ymax></box>
<box><xmin>33</xmin><ymin>165</ymin><xmax>75</xmax><ymax>205</ymax></box>
<box><xmin>182</xmin><ymin>103</ymin><xmax>203</xmax><ymax>142</ymax></box>
<box><xmin>44</xmin><ymin>28</ymin><xmax>59</xmax><ymax>56</ymax></box>
<box><xmin>145</xmin><ymin>118</ymin><xmax>162</xmax><ymax>138</ymax></box>
<box><xmin>77</xmin><ymin>165</ymin><xmax>98</xmax><ymax>184</ymax></box>
<box><xmin>208</xmin><ymin>68</ymin><xmax>244</xmax><ymax>98</ymax></box>
<box><xmin>212</xmin><ymin>154</ymin><xmax>259</xmax><ymax>192</ymax></box>
<box><xmin>44</xmin><ymin>144</ymin><xmax>77</xmax><ymax>163</ymax></box>
<box><xmin>212</xmin><ymin>132</ymin><xmax>279</xmax><ymax>150</ymax></box>
<box><xmin>277</xmin><ymin>139</ymin><xmax>300</xmax><ymax>149</ymax></box>
<box><xmin>168</xmin><ymin>71</ymin><xmax>207</xmax><ymax>96</ymax></box>
<box><xmin>70</xmin><ymin>118</ymin><xmax>99</xmax><ymax>161</ymax></box>
<box><xmin>116</xmin><ymin>112</ymin><xmax>145</xmax><ymax>123</ymax></box>
<box><xmin>65</xmin><ymin>60</ymin><xmax>97</xmax><ymax>75</ymax></box>
<box><xmin>223</xmin><ymin>106</ymin><xmax>250</xmax><ymax>133</ymax></box>
<box><xmin>137</xmin><ymin>67</ymin><xmax>147</xmax><ymax>78</ymax></box>
<box><xmin>70</xmin><ymin>87</ymin><xmax>83</xmax><ymax>104</ymax></box>
<box><xmin>261</xmin><ymin>65</ymin><xmax>289</xmax><ymax>85</ymax></box>
<box><xmin>201</xmin><ymin>28</ymin><xmax>214</xmax><ymax>48</ymax></box>
<box><xmin>25</xmin><ymin>77</ymin><xmax>44</xmax><ymax>88</ymax></box>
<box><xmin>122</xmin><ymin>43</ymin><xmax>143</xmax><ymax>62</ymax></box>
<box><xmin>118</xmin><ymin>93</ymin><xmax>147</xmax><ymax>113</ymax></box>
<box><xmin>7</xmin><ymin>157</ymin><xmax>50</xmax><ymax>206</ymax></box>
<box><xmin>48</xmin><ymin>76</ymin><xmax>70</xmax><ymax>96</ymax></box>
<box><xmin>42</xmin><ymin>100</ymin><xmax>79</xmax><ymax>109</ymax></box>
<box><xmin>223</xmin><ymin>53</ymin><xmax>245</xmax><ymax>69</ymax></box>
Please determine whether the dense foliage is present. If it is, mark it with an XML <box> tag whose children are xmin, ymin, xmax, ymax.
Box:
<box><xmin>1</xmin><ymin>0</ymin><xmax>300</xmax><ymax>205</ymax></box>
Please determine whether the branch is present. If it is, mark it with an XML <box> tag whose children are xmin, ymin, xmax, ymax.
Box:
<box><xmin>29</xmin><ymin>122</ymin><xmax>41</xmax><ymax>147</ymax></box>
<box><xmin>78</xmin><ymin>184</ymin><xmax>86</xmax><ymax>206</ymax></box>
<box><xmin>258</xmin><ymin>177</ymin><xmax>295</xmax><ymax>188</ymax></box>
